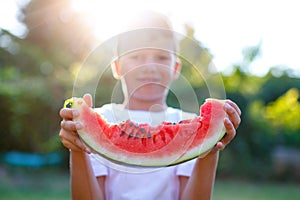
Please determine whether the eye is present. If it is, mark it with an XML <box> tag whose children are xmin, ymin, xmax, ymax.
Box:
<box><xmin>128</xmin><ymin>52</ymin><xmax>141</xmax><ymax>60</ymax></box>
<box><xmin>156</xmin><ymin>53</ymin><xmax>171</xmax><ymax>61</ymax></box>
<box><xmin>129</xmin><ymin>55</ymin><xmax>138</xmax><ymax>59</ymax></box>
<box><xmin>158</xmin><ymin>55</ymin><xmax>169</xmax><ymax>60</ymax></box>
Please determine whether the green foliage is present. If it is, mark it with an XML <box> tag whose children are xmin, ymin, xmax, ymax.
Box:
<box><xmin>249</xmin><ymin>88</ymin><xmax>300</xmax><ymax>147</ymax></box>
<box><xmin>218</xmin><ymin>43</ymin><xmax>300</xmax><ymax>180</ymax></box>
<box><xmin>0</xmin><ymin>28</ymin><xmax>64</xmax><ymax>153</ymax></box>
<box><xmin>265</xmin><ymin>88</ymin><xmax>300</xmax><ymax>131</ymax></box>
<box><xmin>179</xmin><ymin>27</ymin><xmax>213</xmax><ymax>88</ymax></box>
<box><xmin>223</xmin><ymin>68</ymin><xmax>267</xmax><ymax>96</ymax></box>
<box><xmin>0</xmin><ymin>66</ymin><xmax>62</xmax><ymax>152</ymax></box>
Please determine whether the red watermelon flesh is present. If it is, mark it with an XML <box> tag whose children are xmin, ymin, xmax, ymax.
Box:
<box><xmin>64</xmin><ymin>97</ymin><xmax>226</xmax><ymax>167</ymax></box>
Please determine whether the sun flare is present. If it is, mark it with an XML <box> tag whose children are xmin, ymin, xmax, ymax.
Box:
<box><xmin>70</xmin><ymin>0</ymin><xmax>177</xmax><ymax>41</ymax></box>
<box><xmin>71</xmin><ymin>0</ymin><xmax>184</xmax><ymax>40</ymax></box>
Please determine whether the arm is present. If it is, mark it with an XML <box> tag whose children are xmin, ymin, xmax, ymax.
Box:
<box><xmin>59</xmin><ymin>94</ymin><xmax>105</xmax><ymax>200</ymax></box>
<box><xmin>70</xmin><ymin>151</ymin><xmax>105</xmax><ymax>200</ymax></box>
<box><xmin>180</xmin><ymin>152</ymin><xmax>219</xmax><ymax>200</ymax></box>
<box><xmin>180</xmin><ymin>100</ymin><xmax>241</xmax><ymax>200</ymax></box>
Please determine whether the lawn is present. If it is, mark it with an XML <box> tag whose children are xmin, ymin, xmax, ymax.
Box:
<box><xmin>214</xmin><ymin>179</ymin><xmax>300</xmax><ymax>200</ymax></box>
<box><xmin>0</xmin><ymin>165</ymin><xmax>299</xmax><ymax>200</ymax></box>
<box><xmin>0</xmin><ymin>166</ymin><xmax>70</xmax><ymax>200</ymax></box>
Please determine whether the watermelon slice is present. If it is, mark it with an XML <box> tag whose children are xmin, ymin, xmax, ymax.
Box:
<box><xmin>64</xmin><ymin>97</ymin><xmax>226</xmax><ymax>167</ymax></box>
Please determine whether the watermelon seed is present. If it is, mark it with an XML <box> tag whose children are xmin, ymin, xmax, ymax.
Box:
<box><xmin>146</xmin><ymin>132</ymin><xmax>152</xmax><ymax>138</ymax></box>
<box><xmin>135</xmin><ymin>133</ymin><xmax>140</xmax><ymax>138</ymax></box>
<box><xmin>129</xmin><ymin>121</ymin><xmax>134</xmax><ymax>127</ymax></box>
<box><xmin>120</xmin><ymin>130</ymin><xmax>126</xmax><ymax>136</ymax></box>
<box><xmin>129</xmin><ymin>132</ymin><xmax>134</xmax><ymax>138</ymax></box>
<box><xmin>139</xmin><ymin>127</ymin><xmax>145</xmax><ymax>133</ymax></box>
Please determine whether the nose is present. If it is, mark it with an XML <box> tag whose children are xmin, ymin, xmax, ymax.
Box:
<box><xmin>143</xmin><ymin>55</ymin><xmax>156</xmax><ymax>64</ymax></box>
<box><xmin>141</xmin><ymin>56</ymin><xmax>158</xmax><ymax>73</ymax></box>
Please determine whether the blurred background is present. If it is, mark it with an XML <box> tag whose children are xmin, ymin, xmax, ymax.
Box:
<box><xmin>0</xmin><ymin>0</ymin><xmax>299</xmax><ymax>199</ymax></box>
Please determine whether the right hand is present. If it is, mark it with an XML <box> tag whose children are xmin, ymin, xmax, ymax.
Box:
<box><xmin>59</xmin><ymin>94</ymin><xmax>93</xmax><ymax>153</ymax></box>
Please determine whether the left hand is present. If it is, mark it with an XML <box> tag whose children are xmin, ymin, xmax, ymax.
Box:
<box><xmin>210</xmin><ymin>99</ymin><xmax>242</xmax><ymax>154</ymax></box>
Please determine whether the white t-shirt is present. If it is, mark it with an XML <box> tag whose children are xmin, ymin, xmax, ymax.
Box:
<box><xmin>89</xmin><ymin>104</ymin><xmax>197</xmax><ymax>200</ymax></box>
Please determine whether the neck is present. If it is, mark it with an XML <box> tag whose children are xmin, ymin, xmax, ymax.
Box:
<box><xmin>123</xmin><ymin>98</ymin><xmax>168</xmax><ymax>112</ymax></box>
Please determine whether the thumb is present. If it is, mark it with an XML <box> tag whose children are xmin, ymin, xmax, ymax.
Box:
<box><xmin>83</xmin><ymin>93</ymin><xmax>93</xmax><ymax>107</ymax></box>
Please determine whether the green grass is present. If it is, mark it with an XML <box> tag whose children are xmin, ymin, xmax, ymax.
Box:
<box><xmin>214</xmin><ymin>179</ymin><xmax>300</xmax><ymax>200</ymax></box>
<box><xmin>0</xmin><ymin>166</ymin><xmax>70</xmax><ymax>200</ymax></box>
<box><xmin>0</xmin><ymin>165</ymin><xmax>299</xmax><ymax>200</ymax></box>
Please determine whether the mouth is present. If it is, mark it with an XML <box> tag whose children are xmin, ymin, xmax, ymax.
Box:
<box><xmin>137</xmin><ymin>77</ymin><xmax>160</xmax><ymax>83</ymax></box>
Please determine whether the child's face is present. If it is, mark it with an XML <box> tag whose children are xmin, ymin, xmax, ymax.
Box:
<box><xmin>115</xmin><ymin>48</ymin><xmax>180</xmax><ymax>102</ymax></box>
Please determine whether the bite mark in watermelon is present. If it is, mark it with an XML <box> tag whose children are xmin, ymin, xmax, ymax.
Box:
<box><xmin>64</xmin><ymin>97</ymin><xmax>226</xmax><ymax>167</ymax></box>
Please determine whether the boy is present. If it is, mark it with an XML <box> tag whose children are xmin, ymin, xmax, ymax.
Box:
<box><xmin>59</xmin><ymin>11</ymin><xmax>241</xmax><ymax>200</ymax></box>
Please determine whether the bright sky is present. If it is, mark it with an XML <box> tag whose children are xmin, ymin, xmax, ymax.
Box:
<box><xmin>1</xmin><ymin>0</ymin><xmax>299</xmax><ymax>77</ymax></box>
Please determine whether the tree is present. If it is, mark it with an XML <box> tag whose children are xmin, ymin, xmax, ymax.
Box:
<box><xmin>0</xmin><ymin>0</ymin><xmax>99</xmax><ymax>153</ymax></box>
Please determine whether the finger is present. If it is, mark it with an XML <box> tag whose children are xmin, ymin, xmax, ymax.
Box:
<box><xmin>60</xmin><ymin>120</ymin><xmax>83</xmax><ymax>132</ymax></box>
<box><xmin>62</xmin><ymin>139</ymin><xmax>92</xmax><ymax>154</ymax></box>
<box><xmin>59</xmin><ymin>108</ymin><xmax>79</xmax><ymax>120</ymax></box>
<box><xmin>213</xmin><ymin>118</ymin><xmax>236</xmax><ymax>152</ymax></box>
<box><xmin>225</xmin><ymin>100</ymin><xmax>242</xmax><ymax>116</ymax></box>
<box><xmin>61</xmin><ymin>139</ymin><xmax>82</xmax><ymax>152</ymax></box>
<box><xmin>215</xmin><ymin>141</ymin><xmax>225</xmax><ymax>151</ymax></box>
<box><xmin>59</xmin><ymin>128</ymin><xmax>77</xmax><ymax>142</ymax></box>
<box><xmin>59</xmin><ymin>129</ymin><xmax>91</xmax><ymax>153</ymax></box>
<box><xmin>224</xmin><ymin>103</ymin><xmax>241</xmax><ymax>129</ymax></box>
<box><xmin>83</xmin><ymin>93</ymin><xmax>93</xmax><ymax>107</ymax></box>
<box><xmin>222</xmin><ymin>118</ymin><xmax>236</xmax><ymax>145</ymax></box>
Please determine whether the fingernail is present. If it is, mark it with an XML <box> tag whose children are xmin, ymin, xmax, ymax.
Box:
<box><xmin>75</xmin><ymin>122</ymin><xmax>83</xmax><ymax>129</ymax></box>
<box><xmin>224</xmin><ymin>117</ymin><xmax>231</xmax><ymax>125</ymax></box>
<box><xmin>224</xmin><ymin>103</ymin><xmax>230</xmax><ymax>110</ymax></box>
<box><xmin>85</xmin><ymin>147</ymin><xmax>91</xmax><ymax>154</ymax></box>
<box><xmin>73</xmin><ymin>110</ymin><xmax>79</xmax><ymax>117</ymax></box>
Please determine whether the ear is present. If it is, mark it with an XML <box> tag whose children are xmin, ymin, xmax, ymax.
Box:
<box><xmin>173</xmin><ymin>58</ymin><xmax>181</xmax><ymax>79</ymax></box>
<box><xmin>111</xmin><ymin>60</ymin><xmax>122</xmax><ymax>79</ymax></box>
